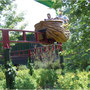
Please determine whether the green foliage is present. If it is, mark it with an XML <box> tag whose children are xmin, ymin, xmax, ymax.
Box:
<box><xmin>56</xmin><ymin>70</ymin><xmax>90</xmax><ymax>89</ymax></box>
<box><xmin>53</xmin><ymin>0</ymin><xmax>90</xmax><ymax>70</ymax></box>
<box><xmin>0</xmin><ymin>65</ymin><xmax>5</xmax><ymax>72</ymax></box>
<box><xmin>5</xmin><ymin>63</ymin><xmax>16</xmax><ymax>89</ymax></box>
<box><xmin>16</xmin><ymin>69</ymin><xmax>29</xmax><ymax>78</ymax></box>
<box><xmin>0</xmin><ymin>67</ymin><xmax>90</xmax><ymax>89</ymax></box>
<box><xmin>15</xmin><ymin>69</ymin><xmax>36</xmax><ymax>89</ymax></box>
<box><xmin>0</xmin><ymin>0</ymin><xmax>13</xmax><ymax>12</ymax></box>
<box><xmin>0</xmin><ymin>71</ymin><xmax>5</xmax><ymax>80</ymax></box>
<box><xmin>0</xmin><ymin>0</ymin><xmax>27</xmax><ymax>88</ymax></box>
<box><xmin>34</xmin><ymin>61</ymin><xmax>47</xmax><ymax>69</ymax></box>
<box><xmin>86</xmin><ymin>65</ymin><xmax>90</xmax><ymax>72</ymax></box>
<box><xmin>15</xmin><ymin>77</ymin><xmax>36</xmax><ymax>89</ymax></box>
<box><xmin>0</xmin><ymin>79</ymin><xmax>6</xmax><ymax>89</ymax></box>
<box><xmin>0</xmin><ymin>64</ymin><xmax>16</xmax><ymax>89</ymax></box>
<box><xmin>34</xmin><ymin>59</ymin><xmax>60</xmax><ymax>69</ymax></box>
<box><xmin>36</xmin><ymin>69</ymin><xmax>57</xmax><ymax>89</ymax></box>
<box><xmin>28</xmin><ymin>58</ymin><xmax>34</xmax><ymax>75</ymax></box>
<box><xmin>0</xmin><ymin>0</ymin><xmax>26</xmax><ymax>29</ymax></box>
<box><xmin>18</xmin><ymin>65</ymin><xmax>27</xmax><ymax>70</ymax></box>
<box><xmin>0</xmin><ymin>0</ymin><xmax>27</xmax><ymax>48</ymax></box>
<box><xmin>48</xmin><ymin>60</ymin><xmax>60</xmax><ymax>69</ymax></box>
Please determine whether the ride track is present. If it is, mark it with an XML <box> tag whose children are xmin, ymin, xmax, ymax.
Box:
<box><xmin>0</xmin><ymin>29</ymin><xmax>62</xmax><ymax>63</ymax></box>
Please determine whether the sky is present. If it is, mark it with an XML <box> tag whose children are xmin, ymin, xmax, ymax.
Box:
<box><xmin>15</xmin><ymin>0</ymin><xmax>56</xmax><ymax>31</ymax></box>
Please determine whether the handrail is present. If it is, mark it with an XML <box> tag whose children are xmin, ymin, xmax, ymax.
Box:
<box><xmin>10</xmin><ymin>44</ymin><xmax>62</xmax><ymax>57</ymax></box>
<box><xmin>0</xmin><ymin>29</ymin><xmax>35</xmax><ymax>32</ymax></box>
<box><xmin>0</xmin><ymin>29</ymin><xmax>41</xmax><ymax>49</ymax></box>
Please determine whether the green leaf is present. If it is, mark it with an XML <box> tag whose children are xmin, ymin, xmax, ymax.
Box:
<box><xmin>88</xmin><ymin>83</ymin><xmax>90</xmax><ymax>88</ymax></box>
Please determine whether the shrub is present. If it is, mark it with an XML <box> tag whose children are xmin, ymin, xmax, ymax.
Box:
<box><xmin>0</xmin><ymin>65</ymin><xmax>5</xmax><ymax>72</ymax></box>
<box><xmin>34</xmin><ymin>59</ymin><xmax>60</xmax><ymax>69</ymax></box>
<box><xmin>56</xmin><ymin>70</ymin><xmax>90</xmax><ymax>89</ymax></box>
<box><xmin>15</xmin><ymin>70</ymin><xmax>37</xmax><ymax>89</ymax></box>
<box><xmin>51</xmin><ymin>60</ymin><xmax>60</xmax><ymax>69</ymax></box>
<box><xmin>36</xmin><ymin>69</ymin><xmax>57</xmax><ymax>89</ymax></box>
<box><xmin>15</xmin><ymin>77</ymin><xmax>36</xmax><ymax>89</ymax></box>
<box><xmin>34</xmin><ymin>61</ymin><xmax>48</xmax><ymax>69</ymax></box>
<box><xmin>86</xmin><ymin>65</ymin><xmax>90</xmax><ymax>72</ymax></box>
<box><xmin>0</xmin><ymin>79</ymin><xmax>6</xmax><ymax>89</ymax></box>
<box><xmin>17</xmin><ymin>70</ymin><xmax>29</xmax><ymax>78</ymax></box>
<box><xmin>18</xmin><ymin>65</ymin><xmax>28</xmax><ymax>70</ymax></box>
<box><xmin>0</xmin><ymin>71</ymin><xmax>5</xmax><ymax>80</ymax></box>
<box><xmin>32</xmin><ymin>69</ymin><xmax>44</xmax><ymax>79</ymax></box>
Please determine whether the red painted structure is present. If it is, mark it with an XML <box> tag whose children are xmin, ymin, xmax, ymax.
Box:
<box><xmin>10</xmin><ymin>44</ymin><xmax>62</xmax><ymax>57</ymax></box>
<box><xmin>0</xmin><ymin>29</ymin><xmax>42</xmax><ymax>49</ymax></box>
<box><xmin>0</xmin><ymin>29</ymin><xmax>62</xmax><ymax>58</ymax></box>
<box><xmin>0</xmin><ymin>27</ymin><xmax>63</xmax><ymax>88</ymax></box>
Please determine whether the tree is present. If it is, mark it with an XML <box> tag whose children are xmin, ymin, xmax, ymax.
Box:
<box><xmin>52</xmin><ymin>0</ymin><xmax>90</xmax><ymax>70</ymax></box>
<box><xmin>0</xmin><ymin>0</ymin><xmax>27</xmax><ymax>89</ymax></box>
<box><xmin>0</xmin><ymin>0</ymin><xmax>27</xmax><ymax>52</ymax></box>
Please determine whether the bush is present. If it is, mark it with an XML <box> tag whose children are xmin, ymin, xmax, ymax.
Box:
<box><xmin>16</xmin><ymin>69</ymin><xmax>29</xmax><ymax>78</ymax></box>
<box><xmin>15</xmin><ymin>77</ymin><xmax>36</xmax><ymax>89</ymax></box>
<box><xmin>32</xmin><ymin>69</ymin><xmax>44</xmax><ymax>79</ymax></box>
<box><xmin>18</xmin><ymin>65</ymin><xmax>28</xmax><ymax>70</ymax></box>
<box><xmin>86</xmin><ymin>65</ymin><xmax>90</xmax><ymax>72</ymax></box>
<box><xmin>0</xmin><ymin>79</ymin><xmax>6</xmax><ymax>89</ymax></box>
<box><xmin>56</xmin><ymin>70</ymin><xmax>90</xmax><ymax>89</ymax></box>
<box><xmin>34</xmin><ymin>61</ymin><xmax>49</xmax><ymax>69</ymax></box>
<box><xmin>15</xmin><ymin>70</ymin><xmax>37</xmax><ymax>89</ymax></box>
<box><xmin>0</xmin><ymin>65</ymin><xmax>5</xmax><ymax>72</ymax></box>
<box><xmin>0</xmin><ymin>67</ymin><xmax>90</xmax><ymax>89</ymax></box>
<box><xmin>34</xmin><ymin>59</ymin><xmax>60</xmax><ymax>69</ymax></box>
<box><xmin>36</xmin><ymin>69</ymin><xmax>57</xmax><ymax>89</ymax></box>
<box><xmin>51</xmin><ymin>60</ymin><xmax>60</xmax><ymax>69</ymax></box>
<box><xmin>0</xmin><ymin>71</ymin><xmax>5</xmax><ymax>80</ymax></box>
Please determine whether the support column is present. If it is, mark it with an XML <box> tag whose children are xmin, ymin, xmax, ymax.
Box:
<box><xmin>4</xmin><ymin>49</ymin><xmax>10</xmax><ymax>67</ymax></box>
<box><xmin>58</xmin><ymin>43</ymin><xmax>64</xmax><ymax>70</ymax></box>
<box><xmin>28</xmin><ymin>50</ymin><xmax>34</xmax><ymax>75</ymax></box>
<box><xmin>4</xmin><ymin>49</ymin><xmax>16</xmax><ymax>89</ymax></box>
<box><xmin>2</xmin><ymin>30</ymin><xmax>16</xmax><ymax>89</ymax></box>
<box><xmin>59</xmin><ymin>53</ymin><xmax>64</xmax><ymax>70</ymax></box>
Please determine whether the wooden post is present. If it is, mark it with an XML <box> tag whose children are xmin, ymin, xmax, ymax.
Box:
<box><xmin>3</xmin><ymin>49</ymin><xmax>10</xmax><ymax>68</ymax></box>
<box><xmin>35</xmin><ymin>32</ymin><xmax>39</xmax><ymax>42</ymax></box>
<box><xmin>58</xmin><ymin>43</ymin><xmax>64</xmax><ymax>70</ymax></box>
<box><xmin>54</xmin><ymin>42</ymin><xmax>57</xmax><ymax>61</ymax></box>
<box><xmin>3</xmin><ymin>49</ymin><xmax>16</xmax><ymax>89</ymax></box>
<box><xmin>60</xmin><ymin>54</ymin><xmax>64</xmax><ymax>69</ymax></box>
<box><xmin>58</xmin><ymin>43</ymin><xmax>64</xmax><ymax>75</ymax></box>
<box><xmin>28</xmin><ymin>50</ymin><xmax>33</xmax><ymax>75</ymax></box>
<box><xmin>23</xmin><ymin>31</ymin><xmax>26</xmax><ymax>41</ymax></box>
<box><xmin>2</xmin><ymin>30</ymin><xmax>16</xmax><ymax>89</ymax></box>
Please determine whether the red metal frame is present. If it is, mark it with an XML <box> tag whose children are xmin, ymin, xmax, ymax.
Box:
<box><xmin>23</xmin><ymin>32</ymin><xmax>26</xmax><ymax>41</ymax></box>
<box><xmin>10</xmin><ymin>44</ymin><xmax>62</xmax><ymax>57</ymax></box>
<box><xmin>2</xmin><ymin>30</ymin><xmax>10</xmax><ymax>49</ymax></box>
<box><xmin>0</xmin><ymin>29</ymin><xmax>63</xmax><ymax>58</ymax></box>
<box><xmin>0</xmin><ymin>29</ymin><xmax>41</xmax><ymax>49</ymax></box>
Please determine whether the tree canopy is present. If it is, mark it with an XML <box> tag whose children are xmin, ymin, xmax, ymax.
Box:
<box><xmin>52</xmin><ymin>0</ymin><xmax>90</xmax><ymax>70</ymax></box>
<box><xmin>0</xmin><ymin>0</ymin><xmax>27</xmax><ymax>52</ymax></box>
